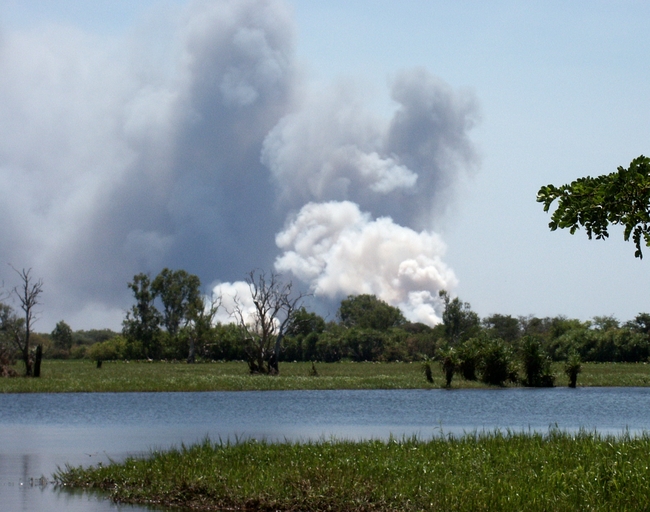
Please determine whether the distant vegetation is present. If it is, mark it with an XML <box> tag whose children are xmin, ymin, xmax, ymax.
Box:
<box><xmin>3</xmin><ymin>267</ymin><xmax>650</xmax><ymax>387</ymax></box>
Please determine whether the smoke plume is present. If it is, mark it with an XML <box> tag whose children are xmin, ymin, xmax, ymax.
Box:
<box><xmin>0</xmin><ymin>0</ymin><xmax>478</xmax><ymax>329</ymax></box>
<box><xmin>274</xmin><ymin>201</ymin><xmax>457</xmax><ymax>324</ymax></box>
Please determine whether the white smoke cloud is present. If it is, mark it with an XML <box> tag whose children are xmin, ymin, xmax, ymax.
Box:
<box><xmin>274</xmin><ymin>201</ymin><xmax>457</xmax><ymax>325</ymax></box>
<box><xmin>210</xmin><ymin>281</ymin><xmax>253</xmax><ymax>325</ymax></box>
<box><xmin>0</xmin><ymin>0</ymin><xmax>478</xmax><ymax>331</ymax></box>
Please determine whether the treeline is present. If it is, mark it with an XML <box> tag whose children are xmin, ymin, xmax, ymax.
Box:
<box><xmin>39</xmin><ymin>290</ymin><xmax>650</xmax><ymax>369</ymax></box>
<box><xmin>5</xmin><ymin>266</ymin><xmax>650</xmax><ymax>384</ymax></box>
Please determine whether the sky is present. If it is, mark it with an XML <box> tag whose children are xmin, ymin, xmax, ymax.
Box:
<box><xmin>0</xmin><ymin>0</ymin><xmax>649</xmax><ymax>332</ymax></box>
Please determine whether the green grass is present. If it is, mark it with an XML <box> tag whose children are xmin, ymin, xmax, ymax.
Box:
<box><xmin>2</xmin><ymin>360</ymin><xmax>650</xmax><ymax>393</ymax></box>
<box><xmin>55</xmin><ymin>430</ymin><xmax>650</xmax><ymax>511</ymax></box>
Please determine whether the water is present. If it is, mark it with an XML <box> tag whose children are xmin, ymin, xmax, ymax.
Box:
<box><xmin>1</xmin><ymin>387</ymin><xmax>650</xmax><ymax>511</ymax></box>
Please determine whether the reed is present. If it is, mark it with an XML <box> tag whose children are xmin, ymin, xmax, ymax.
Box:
<box><xmin>55</xmin><ymin>430</ymin><xmax>650</xmax><ymax>511</ymax></box>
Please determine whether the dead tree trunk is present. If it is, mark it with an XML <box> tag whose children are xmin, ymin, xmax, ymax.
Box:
<box><xmin>33</xmin><ymin>344</ymin><xmax>42</xmax><ymax>377</ymax></box>
<box><xmin>10</xmin><ymin>267</ymin><xmax>43</xmax><ymax>377</ymax></box>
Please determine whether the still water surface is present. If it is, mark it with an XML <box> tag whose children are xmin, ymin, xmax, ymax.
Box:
<box><xmin>1</xmin><ymin>387</ymin><xmax>649</xmax><ymax>511</ymax></box>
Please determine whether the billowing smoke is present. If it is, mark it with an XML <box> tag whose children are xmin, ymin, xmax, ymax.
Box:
<box><xmin>0</xmin><ymin>0</ymin><xmax>478</xmax><ymax>330</ymax></box>
<box><xmin>262</xmin><ymin>69</ymin><xmax>478</xmax><ymax>324</ymax></box>
<box><xmin>210</xmin><ymin>281</ymin><xmax>255</xmax><ymax>326</ymax></box>
<box><xmin>261</xmin><ymin>69</ymin><xmax>479</xmax><ymax>229</ymax></box>
<box><xmin>274</xmin><ymin>201</ymin><xmax>457</xmax><ymax>325</ymax></box>
<box><xmin>0</xmin><ymin>0</ymin><xmax>295</xmax><ymax>328</ymax></box>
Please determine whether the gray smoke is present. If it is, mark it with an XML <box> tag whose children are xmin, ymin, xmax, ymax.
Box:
<box><xmin>0</xmin><ymin>0</ymin><xmax>295</xmax><ymax>328</ymax></box>
<box><xmin>262</xmin><ymin>69</ymin><xmax>479</xmax><ymax>323</ymax></box>
<box><xmin>261</xmin><ymin>68</ymin><xmax>479</xmax><ymax>229</ymax></box>
<box><xmin>0</xmin><ymin>0</ymin><xmax>479</xmax><ymax>329</ymax></box>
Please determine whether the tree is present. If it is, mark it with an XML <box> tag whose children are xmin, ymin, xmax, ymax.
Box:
<box><xmin>564</xmin><ymin>351</ymin><xmax>582</xmax><ymax>388</ymax></box>
<box><xmin>438</xmin><ymin>290</ymin><xmax>480</xmax><ymax>344</ymax></box>
<box><xmin>437</xmin><ymin>346</ymin><xmax>459</xmax><ymax>387</ymax></box>
<box><xmin>51</xmin><ymin>320</ymin><xmax>73</xmax><ymax>352</ymax></box>
<box><xmin>343</xmin><ymin>328</ymin><xmax>388</xmax><ymax>362</ymax></box>
<box><xmin>626</xmin><ymin>312</ymin><xmax>650</xmax><ymax>336</ymax></box>
<box><xmin>232</xmin><ymin>270</ymin><xmax>306</xmax><ymax>374</ymax></box>
<box><xmin>338</xmin><ymin>294</ymin><xmax>406</xmax><ymax>331</ymax></box>
<box><xmin>519</xmin><ymin>336</ymin><xmax>554</xmax><ymax>387</ymax></box>
<box><xmin>483</xmin><ymin>314</ymin><xmax>520</xmax><ymax>343</ymax></box>
<box><xmin>537</xmin><ymin>155</ymin><xmax>650</xmax><ymax>258</ymax></box>
<box><xmin>283</xmin><ymin>307</ymin><xmax>326</xmax><ymax>362</ymax></box>
<box><xmin>151</xmin><ymin>268</ymin><xmax>206</xmax><ymax>362</ymax></box>
<box><xmin>151</xmin><ymin>268</ymin><xmax>202</xmax><ymax>338</ymax></box>
<box><xmin>184</xmin><ymin>293</ymin><xmax>221</xmax><ymax>364</ymax></box>
<box><xmin>285</xmin><ymin>307</ymin><xmax>326</xmax><ymax>338</ymax></box>
<box><xmin>8</xmin><ymin>267</ymin><xmax>44</xmax><ymax>376</ymax></box>
<box><xmin>122</xmin><ymin>273</ymin><xmax>161</xmax><ymax>359</ymax></box>
<box><xmin>478</xmin><ymin>337</ymin><xmax>517</xmax><ymax>386</ymax></box>
<box><xmin>456</xmin><ymin>336</ymin><xmax>483</xmax><ymax>381</ymax></box>
<box><xmin>0</xmin><ymin>302</ymin><xmax>18</xmax><ymax>376</ymax></box>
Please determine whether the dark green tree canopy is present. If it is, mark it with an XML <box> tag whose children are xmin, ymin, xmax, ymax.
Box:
<box><xmin>338</xmin><ymin>294</ymin><xmax>406</xmax><ymax>331</ymax></box>
<box><xmin>151</xmin><ymin>268</ymin><xmax>202</xmax><ymax>337</ymax></box>
<box><xmin>51</xmin><ymin>320</ymin><xmax>73</xmax><ymax>350</ymax></box>
<box><xmin>285</xmin><ymin>307</ymin><xmax>326</xmax><ymax>338</ymax></box>
<box><xmin>483</xmin><ymin>314</ymin><xmax>520</xmax><ymax>343</ymax></box>
<box><xmin>626</xmin><ymin>312</ymin><xmax>650</xmax><ymax>335</ymax></box>
<box><xmin>537</xmin><ymin>155</ymin><xmax>650</xmax><ymax>258</ymax></box>
<box><xmin>439</xmin><ymin>290</ymin><xmax>480</xmax><ymax>344</ymax></box>
<box><xmin>122</xmin><ymin>273</ymin><xmax>161</xmax><ymax>358</ymax></box>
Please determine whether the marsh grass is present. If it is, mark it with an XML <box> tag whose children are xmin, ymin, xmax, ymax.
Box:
<box><xmin>2</xmin><ymin>360</ymin><xmax>650</xmax><ymax>393</ymax></box>
<box><xmin>55</xmin><ymin>430</ymin><xmax>650</xmax><ymax>511</ymax></box>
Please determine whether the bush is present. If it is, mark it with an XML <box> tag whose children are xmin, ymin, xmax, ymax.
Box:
<box><xmin>422</xmin><ymin>360</ymin><xmax>434</xmax><ymax>383</ymax></box>
<box><xmin>399</xmin><ymin>324</ymin><xmax>444</xmax><ymax>361</ymax></box>
<box><xmin>478</xmin><ymin>338</ymin><xmax>517</xmax><ymax>386</ymax></box>
<box><xmin>200</xmin><ymin>323</ymin><xmax>246</xmax><ymax>361</ymax></box>
<box><xmin>437</xmin><ymin>346</ymin><xmax>459</xmax><ymax>387</ymax></box>
<box><xmin>0</xmin><ymin>341</ymin><xmax>17</xmax><ymax>377</ymax></box>
<box><xmin>457</xmin><ymin>337</ymin><xmax>483</xmax><ymax>381</ymax></box>
<box><xmin>565</xmin><ymin>351</ymin><xmax>582</xmax><ymax>388</ymax></box>
<box><xmin>519</xmin><ymin>336</ymin><xmax>554</xmax><ymax>387</ymax></box>
<box><xmin>88</xmin><ymin>336</ymin><xmax>129</xmax><ymax>362</ymax></box>
<box><xmin>69</xmin><ymin>345</ymin><xmax>89</xmax><ymax>359</ymax></box>
<box><xmin>343</xmin><ymin>328</ymin><xmax>387</xmax><ymax>362</ymax></box>
<box><xmin>313</xmin><ymin>328</ymin><xmax>347</xmax><ymax>362</ymax></box>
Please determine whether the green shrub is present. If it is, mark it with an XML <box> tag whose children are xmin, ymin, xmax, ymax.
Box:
<box><xmin>478</xmin><ymin>338</ymin><xmax>517</xmax><ymax>386</ymax></box>
<box><xmin>343</xmin><ymin>328</ymin><xmax>387</xmax><ymax>361</ymax></box>
<box><xmin>314</xmin><ymin>329</ymin><xmax>346</xmax><ymax>362</ymax></box>
<box><xmin>437</xmin><ymin>346</ymin><xmax>459</xmax><ymax>387</ymax></box>
<box><xmin>520</xmin><ymin>336</ymin><xmax>554</xmax><ymax>387</ymax></box>
<box><xmin>88</xmin><ymin>336</ymin><xmax>128</xmax><ymax>361</ymax></box>
<box><xmin>69</xmin><ymin>345</ymin><xmax>88</xmax><ymax>359</ymax></box>
<box><xmin>457</xmin><ymin>337</ymin><xmax>482</xmax><ymax>381</ymax></box>
<box><xmin>564</xmin><ymin>351</ymin><xmax>582</xmax><ymax>388</ymax></box>
<box><xmin>422</xmin><ymin>360</ymin><xmax>434</xmax><ymax>383</ymax></box>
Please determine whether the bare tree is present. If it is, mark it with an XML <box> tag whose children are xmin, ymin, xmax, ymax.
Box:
<box><xmin>9</xmin><ymin>267</ymin><xmax>43</xmax><ymax>376</ymax></box>
<box><xmin>232</xmin><ymin>270</ymin><xmax>306</xmax><ymax>374</ymax></box>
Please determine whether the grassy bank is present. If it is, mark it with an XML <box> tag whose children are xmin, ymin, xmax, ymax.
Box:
<box><xmin>2</xmin><ymin>360</ymin><xmax>650</xmax><ymax>393</ymax></box>
<box><xmin>55</xmin><ymin>431</ymin><xmax>650</xmax><ymax>511</ymax></box>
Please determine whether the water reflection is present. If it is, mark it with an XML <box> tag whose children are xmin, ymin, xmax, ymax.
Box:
<box><xmin>1</xmin><ymin>387</ymin><xmax>650</xmax><ymax>511</ymax></box>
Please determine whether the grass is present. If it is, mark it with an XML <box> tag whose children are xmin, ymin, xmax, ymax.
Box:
<box><xmin>2</xmin><ymin>360</ymin><xmax>650</xmax><ymax>393</ymax></box>
<box><xmin>55</xmin><ymin>430</ymin><xmax>650</xmax><ymax>511</ymax></box>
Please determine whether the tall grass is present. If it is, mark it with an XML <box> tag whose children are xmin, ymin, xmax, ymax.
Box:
<box><xmin>56</xmin><ymin>430</ymin><xmax>650</xmax><ymax>511</ymax></box>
